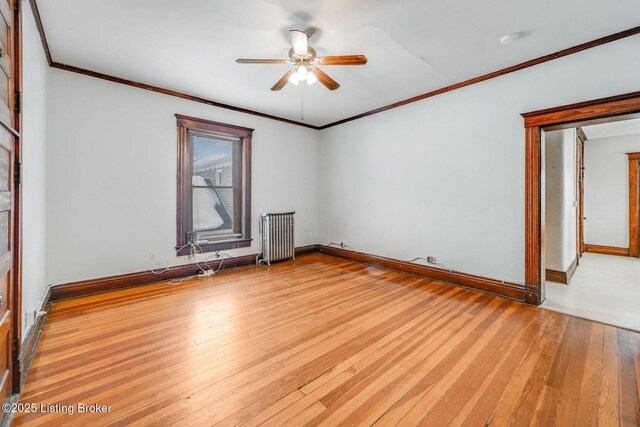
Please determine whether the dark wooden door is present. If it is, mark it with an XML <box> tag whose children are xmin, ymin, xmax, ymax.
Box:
<box><xmin>0</xmin><ymin>0</ymin><xmax>20</xmax><ymax>406</ymax></box>
<box><xmin>0</xmin><ymin>129</ymin><xmax>12</xmax><ymax>404</ymax></box>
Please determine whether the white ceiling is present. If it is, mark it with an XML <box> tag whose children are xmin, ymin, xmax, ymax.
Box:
<box><xmin>38</xmin><ymin>0</ymin><xmax>640</xmax><ymax>127</ymax></box>
<box><xmin>582</xmin><ymin>118</ymin><xmax>640</xmax><ymax>140</ymax></box>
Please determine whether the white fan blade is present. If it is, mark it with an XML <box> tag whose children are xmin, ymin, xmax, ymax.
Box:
<box><xmin>290</xmin><ymin>30</ymin><xmax>308</xmax><ymax>56</ymax></box>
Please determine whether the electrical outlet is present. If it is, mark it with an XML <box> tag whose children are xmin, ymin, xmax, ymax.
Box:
<box><xmin>24</xmin><ymin>311</ymin><xmax>36</xmax><ymax>327</ymax></box>
<box><xmin>340</xmin><ymin>242</ymin><xmax>346</xmax><ymax>248</ymax></box>
<box><xmin>427</xmin><ymin>256</ymin><xmax>437</xmax><ymax>264</ymax></box>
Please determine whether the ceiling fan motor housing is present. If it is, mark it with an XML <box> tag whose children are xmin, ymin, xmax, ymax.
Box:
<box><xmin>289</xmin><ymin>47</ymin><xmax>318</xmax><ymax>66</ymax></box>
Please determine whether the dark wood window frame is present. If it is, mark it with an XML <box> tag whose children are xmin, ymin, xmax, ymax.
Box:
<box><xmin>521</xmin><ymin>91</ymin><xmax>640</xmax><ymax>305</ymax></box>
<box><xmin>176</xmin><ymin>114</ymin><xmax>253</xmax><ymax>256</ymax></box>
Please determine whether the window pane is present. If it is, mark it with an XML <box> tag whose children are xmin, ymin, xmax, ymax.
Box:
<box><xmin>0</xmin><ymin>18</ymin><xmax>7</xmax><ymax>59</ymax></box>
<box><xmin>192</xmin><ymin>187</ymin><xmax>234</xmax><ymax>234</ymax></box>
<box><xmin>0</xmin><ymin>72</ymin><xmax>7</xmax><ymax>112</ymax></box>
<box><xmin>0</xmin><ymin>148</ymin><xmax>8</xmax><ymax>191</ymax></box>
<box><xmin>193</xmin><ymin>135</ymin><xmax>233</xmax><ymax>186</ymax></box>
<box><xmin>0</xmin><ymin>211</ymin><xmax>7</xmax><ymax>257</ymax></box>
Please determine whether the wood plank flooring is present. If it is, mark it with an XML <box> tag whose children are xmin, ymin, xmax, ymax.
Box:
<box><xmin>13</xmin><ymin>254</ymin><xmax>640</xmax><ymax>426</ymax></box>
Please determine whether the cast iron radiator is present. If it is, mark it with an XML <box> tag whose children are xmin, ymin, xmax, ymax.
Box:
<box><xmin>256</xmin><ymin>212</ymin><xmax>295</xmax><ymax>266</ymax></box>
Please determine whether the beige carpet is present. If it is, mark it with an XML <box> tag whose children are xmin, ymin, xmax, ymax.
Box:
<box><xmin>542</xmin><ymin>252</ymin><xmax>640</xmax><ymax>331</ymax></box>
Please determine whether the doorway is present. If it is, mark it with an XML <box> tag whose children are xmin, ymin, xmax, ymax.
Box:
<box><xmin>541</xmin><ymin>119</ymin><xmax>640</xmax><ymax>330</ymax></box>
<box><xmin>522</xmin><ymin>92</ymin><xmax>640</xmax><ymax>330</ymax></box>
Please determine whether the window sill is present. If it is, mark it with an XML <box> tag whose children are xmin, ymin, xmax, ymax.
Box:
<box><xmin>176</xmin><ymin>238</ymin><xmax>252</xmax><ymax>256</ymax></box>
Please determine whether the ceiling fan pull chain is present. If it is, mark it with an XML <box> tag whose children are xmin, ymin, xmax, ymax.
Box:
<box><xmin>300</xmin><ymin>84</ymin><xmax>304</xmax><ymax>121</ymax></box>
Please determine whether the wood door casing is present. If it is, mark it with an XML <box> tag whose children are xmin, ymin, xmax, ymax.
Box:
<box><xmin>576</xmin><ymin>128</ymin><xmax>586</xmax><ymax>259</ymax></box>
<box><xmin>522</xmin><ymin>91</ymin><xmax>640</xmax><ymax>304</ymax></box>
<box><xmin>628</xmin><ymin>153</ymin><xmax>640</xmax><ymax>257</ymax></box>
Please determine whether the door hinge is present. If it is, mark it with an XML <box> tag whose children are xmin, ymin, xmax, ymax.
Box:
<box><xmin>14</xmin><ymin>161</ymin><xmax>20</xmax><ymax>184</ymax></box>
<box><xmin>12</xmin><ymin>337</ymin><xmax>20</xmax><ymax>361</ymax></box>
<box><xmin>14</xmin><ymin>91</ymin><xmax>20</xmax><ymax>114</ymax></box>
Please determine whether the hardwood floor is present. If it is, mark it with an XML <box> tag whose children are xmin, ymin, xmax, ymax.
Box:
<box><xmin>13</xmin><ymin>254</ymin><xmax>640</xmax><ymax>426</ymax></box>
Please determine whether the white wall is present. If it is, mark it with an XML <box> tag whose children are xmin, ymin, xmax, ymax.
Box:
<box><xmin>46</xmin><ymin>69</ymin><xmax>320</xmax><ymax>284</ymax></box>
<box><xmin>584</xmin><ymin>133</ymin><xmax>640</xmax><ymax>248</ymax></box>
<box><xmin>544</xmin><ymin>129</ymin><xmax>577</xmax><ymax>272</ymax></box>
<box><xmin>22</xmin><ymin>0</ymin><xmax>49</xmax><ymax>337</ymax></box>
<box><xmin>43</xmin><ymin>34</ymin><xmax>640</xmax><ymax>286</ymax></box>
<box><xmin>318</xmin><ymin>35</ymin><xmax>640</xmax><ymax>284</ymax></box>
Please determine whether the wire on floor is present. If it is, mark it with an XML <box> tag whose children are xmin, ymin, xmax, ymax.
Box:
<box><xmin>150</xmin><ymin>242</ymin><xmax>232</xmax><ymax>286</ymax></box>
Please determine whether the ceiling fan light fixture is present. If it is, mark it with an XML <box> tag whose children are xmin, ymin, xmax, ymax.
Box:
<box><xmin>306</xmin><ymin>71</ymin><xmax>318</xmax><ymax>86</ymax></box>
<box><xmin>296</xmin><ymin>65</ymin><xmax>308</xmax><ymax>80</ymax></box>
<box><xmin>288</xmin><ymin>72</ymin><xmax>300</xmax><ymax>86</ymax></box>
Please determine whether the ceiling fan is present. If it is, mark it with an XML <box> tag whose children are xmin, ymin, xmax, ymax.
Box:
<box><xmin>236</xmin><ymin>30</ymin><xmax>367</xmax><ymax>91</ymax></box>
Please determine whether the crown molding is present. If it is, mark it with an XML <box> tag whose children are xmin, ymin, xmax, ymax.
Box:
<box><xmin>28</xmin><ymin>0</ymin><xmax>51</xmax><ymax>66</ymax></box>
<box><xmin>49</xmin><ymin>62</ymin><xmax>321</xmax><ymax>129</ymax></box>
<box><xmin>319</xmin><ymin>25</ymin><xmax>640</xmax><ymax>129</ymax></box>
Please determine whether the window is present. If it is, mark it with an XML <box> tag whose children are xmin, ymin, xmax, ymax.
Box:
<box><xmin>176</xmin><ymin>115</ymin><xmax>252</xmax><ymax>255</ymax></box>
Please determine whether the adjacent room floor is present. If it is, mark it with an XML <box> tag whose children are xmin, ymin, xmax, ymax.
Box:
<box><xmin>14</xmin><ymin>254</ymin><xmax>640</xmax><ymax>426</ymax></box>
<box><xmin>543</xmin><ymin>252</ymin><xmax>640</xmax><ymax>332</ymax></box>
